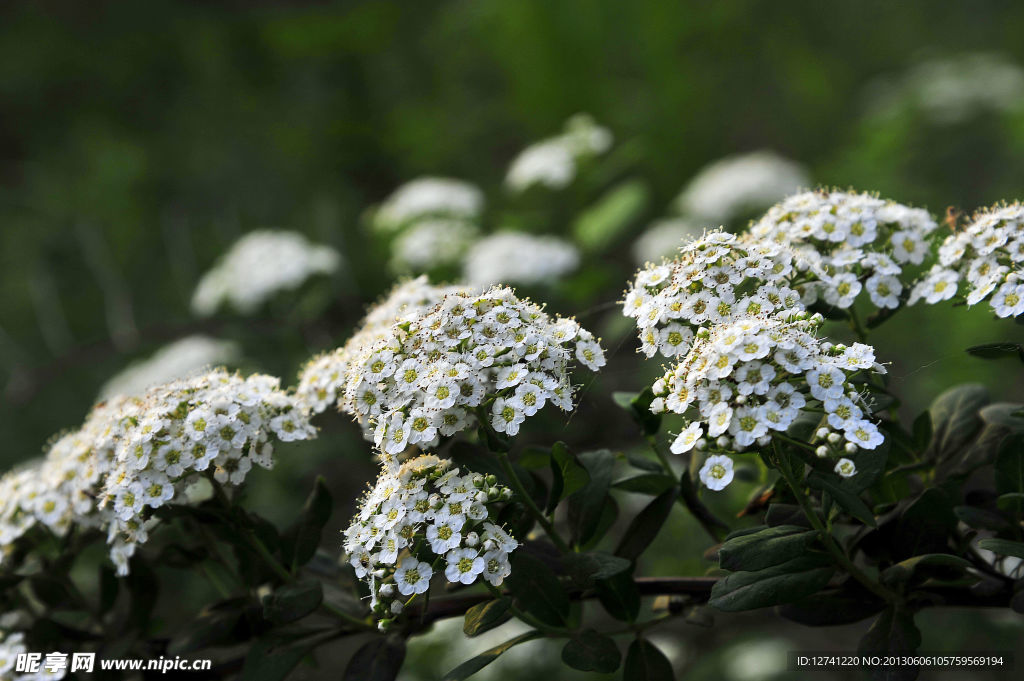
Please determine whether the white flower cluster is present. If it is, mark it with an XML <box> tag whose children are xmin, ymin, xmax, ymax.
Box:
<box><xmin>674</xmin><ymin>151</ymin><xmax>809</xmax><ymax>224</ymax></box>
<box><xmin>867</xmin><ymin>53</ymin><xmax>1024</xmax><ymax>126</ymax></box>
<box><xmin>296</xmin><ymin>277</ymin><xmax>471</xmax><ymax>420</ymax></box>
<box><xmin>373</xmin><ymin>177</ymin><xmax>484</xmax><ymax>234</ymax></box>
<box><xmin>463</xmin><ymin>231</ymin><xmax>580</xmax><ymax>288</ymax></box>
<box><xmin>624</xmin><ymin>231</ymin><xmax>804</xmax><ymax>359</ymax></box>
<box><xmin>390</xmin><ymin>219</ymin><xmax>479</xmax><ymax>274</ymax></box>
<box><xmin>191</xmin><ymin>230</ymin><xmax>341</xmax><ymax>316</ymax></box>
<box><xmin>343</xmin><ymin>454</ymin><xmax>517</xmax><ymax>621</ymax></box>
<box><xmin>99</xmin><ymin>335</ymin><xmax>240</xmax><ymax>400</ymax></box>
<box><xmin>505</xmin><ymin>114</ymin><xmax>612</xmax><ymax>192</ymax></box>
<box><xmin>340</xmin><ymin>286</ymin><xmax>604</xmax><ymax>464</ymax></box>
<box><xmin>0</xmin><ymin>397</ymin><xmax>127</xmax><ymax>569</ymax></box>
<box><xmin>649</xmin><ymin>313</ymin><xmax>883</xmax><ymax>490</ymax></box>
<box><xmin>910</xmin><ymin>202</ymin><xmax>1024</xmax><ymax>317</ymax></box>
<box><xmin>750</xmin><ymin>190</ymin><xmax>938</xmax><ymax>310</ymax></box>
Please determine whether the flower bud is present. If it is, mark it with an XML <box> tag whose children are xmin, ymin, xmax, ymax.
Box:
<box><xmin>844</xmin><ymin>442</ymin><xmax>858</xmax><ymax>454</ymax></box>
<box><xmin>695</xmin><ymin>438</ymin><xmax>708</xmax><ymax>451</ymax></box>
<box><xmin>465</xmin><ymin>531</ymin><xmax>479</xmax><ymax>547</ymax></box>
<box><xmin>485</xmin><ymin>474</ymin><xmax>497</xmax><ymax>486</ymax></box>
<box><xmin>827</xmin><ymin>432</ymin><xmax>842</xmax><ymax>444</ymax></box>
<box><xmin>472</xmin><ymin>474</ymin><xmax>485</xmax><ymax>488</ymax></box>
<box><xmin>475</xmin><ymin>491</ymin><xmax>489</xmax><ymax>504</ymax></box>
<box><xmin>716</xmin><ymin>436</ymin><xmax>731</xmax><ymax>449</ymax></box>
<box><xmin>390</xmin><ymin>601</ymin><xmax>404</xmax><ymax>615</ymax></box>
<box><xmin>815</xmin><ymin>445</ymin><xmax>828</xmax><ymax>458</ymax></box>
<box><xmin>379</xmin><ymin>583</ymin><xmax>394</xmax><ymax>597</ymax></box>
<box><xmin>815</xmin><ymin>427</ymin><xmax>829</xmax><ymax>439</ymax></box>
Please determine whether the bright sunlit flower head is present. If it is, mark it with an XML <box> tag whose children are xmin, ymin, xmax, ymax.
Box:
<box><xmin>191</xmin><ymin>230</ymin><xmax>341</xmax><ymax>316</ymax></box>
<box><xmin>339</xmin><ymin>285</ymin><xmax>604</xmax><ymax>465</ymax></box>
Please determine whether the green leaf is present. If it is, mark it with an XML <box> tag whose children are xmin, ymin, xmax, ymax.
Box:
<box><xmin>880</xmin><ymin>554</ymin><xmax>972</xmax><ymax>588</ymax></box>
<box><xmin>709</xmin><ymin>554</ymin><xmax>835</xmax><ymax>612</ymax></box>
<box><xmin>858</xmin><ymin>607</ymin><xmax>921</xmax><ymax>681</ymax></box>
<box><xmin>444</xmin><ymin>631</ymin><xmax>543</xmax><ymax>681</ymax></box>
<box><xmin>996</xmin><ymin>493</ymin><xmax>1024</xmax><ymax>514</ymax></box>
<box><xmin>29</xmin><ymin>576</ymin><xmax>75</xmax><ymax>611</ymax></box>
<box><xmin>911</xmin><ymin>411</ymin><xmax>932</xmax><ymax>453</ymax></box>
<box><xmin>613</xmin><ymin>473</ymin><xmax>677</xmax><ymax>495</ymax></box>
<box><xmin>995</xmin><ymin>432</ymin><xmax>1024</xmax><ymax>496</ymax></box>
<box><xmin>463</xmin><ymin>598</ymin><xmax>512</xmax><ymax>637</ymax></box>
<box><xmin>284</xmin><ymin>477</ymin><xmax>333</xmax><ymax>569</ymax></box>
<box><xmin>623</xmin><ymin>638</ymin><xmax>674</xmax><ymax>681</ymax></box>
<box><xmin>240</xmin><ymin>638</ymin><xmax>314</xmax><ymax>681</ymax></box>
<box><xmin>614</xmin><ymin>489</ymin><xmax>677</xmax><ymax>561</ymax></box>
<box><xmin>170</xmin><ymin>604</ymin><xmax>244</xmax><ymax>654</ymax></box>
<box><xmin>568</xmin><ymin>449</ymin><xmax>615</xmax><ymax>546</ymax></box>
<box><xmin>262</xmin><ymin>579</ymin><xmax>323</xmax><ymax>625</ymax></box>
<box><xmin>572</xmin><ymin>179</ymin><xmax>649</xmax><ymax>252</ymax></box>
<box><xmin>719</xmin><ymin>525</ymin><xmax>818</xmax><ymax>572</ymax></box>
<box><xmin>612</xmin><ymin>388</ymin><xmax>662</xmax><ymax>436</ymax></box>
<box><xmin>343</xmin><ymin>635</ymin><xmax>406</xmax><ymax>681</ymax></box>
<box><xmin>547</xmin><ymin>442</ymin><xmax>590</xmax><ymax>513</ymax></box>
<box><xmin>895</xmin><ymin>488</ymin><xmax>956</xmax><ymax>559</ymax></box>
<box><xmin>977</xmin><ymin>538</ymin><xmax>1024</xmax><ymax>560</ymax></box>
<box><xmin>765</xmin><ymin>503</ymin><xmax>811</xmax><ymax>528</ymax></box>
<box><xmin>806</xmin><ymin>471</ymin><xmax>876</xmax><ymax>527</ymax></box>
<box><xmin>505</xmin><ymin>551</ymin><xmax>569</xmax><ymax>627</ymax></box>
<box><xmin>927</xmin><ymin>384</ymin><xmax>989</xmax><ymax>462</ymax></box>
<box><xmin>626</xmin><ymin>452</ymin><xmax>664</xmax><ymax>473</ymax></box>
<box><xmin>966</xmin><ymin>342</ymin><xmax>1024</xmax><ymax>361</ymax></box>
<box><xmin>777</xmin><ymin>587</ymin><xmax>884</xmax><ymax>626</ymax></box>
<box><xmin>953</xmin><ymin>505</ymin><xmax>1011</xmax><ymax>532</ymax></box>
<box><xmin>561</xmin><ymin>629</ymin><xmax>621</xmax><ymax>673</ymax></box>
<box><xmin>561</xmin><ymin>551</ymin><xmax>631</xmax><ymax>588</ymax></box>
<box><xmin>595</xmin><ymin>570</ymin><xmax>640</xmax><ymax>622</ymax></box>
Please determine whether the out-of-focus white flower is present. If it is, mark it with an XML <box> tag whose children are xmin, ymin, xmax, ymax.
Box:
<box><xmin>632</xmin><ymin>218</ymin><xmax>705</xmax><ymax>264</ymax></box>
<box><xmin>505</xmin><ymin>114</ymin><xmax>613</xmax><ymax>192</ymax></box>
<box><xmin>99</xmin><ymin>335</ymin><xmax>240</xmax><ymax>400</ymax></box>
<box><xmin>191</xmin><ymin>230</ymin><xmax>341</xmax><ymax>316</ymax></box>
<box><xmin>866</xmin><ymin>53</ymin><xmax>1024</xmax><ymax>125</ymax></box>
<box><xmin>675</xmin><ymin>151</ymin><xmax>809</xmax><ymax>224</ymax></box>
<box><xmin>463</xmin><ymin>231</ymin><xmax>579</xmax><ymax>287</ymax></box>
<box><xmin>373</xmin><ymin>177</ymin><xmax>484</xmax><ymax>233</ymax></box>
<box><xmin>723</xmin><ymin>638</ymin><xmax>789</xmax><ymax>681</ymax></box>
<box><xmin>389</xmin><ymin>219</ymin><xmax>479</xmax><ymax>273</ymax></box>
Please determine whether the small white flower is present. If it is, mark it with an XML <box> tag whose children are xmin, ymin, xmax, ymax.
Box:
<box><xmin>395</xmin><ymin>559</ymin><xmax>434</xmax><ymax>596</ymax></box>
<box><xmin>670</xmin><ymin>422</ymin><xmax>703</xmax><ymax>454</ymax></box>
<box><xmin>834</xmin><ymin>458</ymin><xmax>857</xmax><ymax>478</ymax></box>
<box><xmin>699</xmin><ymin>455</ymin><xmax>735</xmax><ymax>491</ymax></box>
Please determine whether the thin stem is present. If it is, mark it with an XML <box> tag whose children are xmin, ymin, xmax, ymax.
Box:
<box><xmin>495</xmin><ymin>451</ymin><xmax>570</xmax><ymax>552</ymax></box>
<box><xmin>848</xmin><ymin>306</ymin><xmax>868</xmax><ymax>342</ymax></box>
<box><xmin>647</xmin><ymin>436</ymin><xmax>728</xmax><ymax>543</ymax></box>
<box><xmin>774</xmin><ymin>450</ymin><xmax>897</xmax><ymax>603</ymax></box>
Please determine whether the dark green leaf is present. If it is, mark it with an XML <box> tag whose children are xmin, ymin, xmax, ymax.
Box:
<box><xmin>444</xmin><ymin>631</ymin><xmax>542</xmax><ymax>681</ymax></box>
<box><xmin>977</xmin><ymin>538</ymin><xmax>1024</xmax><ymax>559</ymax></box>
<box><xmin>615</xmin><ymin>489</ymin><xmax>677</xmax><ymax>561</ymax></box>
<box><xmin>778</xmin><ymin>587</ymin><xmax>884</xmax><ymax>626</ymax></box>
<box><xmin>894</xmin><ymin>488</ymin><xmax>956</xmax><ymax>559</ymax></box>
<box><xmin>806</xmin><ymin>472</ymin><xmax>876</xmax><ymax>527</ymax></box>
<box><xmin>29</xmin><ymin>576</ymin><xmax>74</xmax><ymax>610</ymax></box>
<box><xmin>709</xmin><ymin>554</ymin><xmax>834</xmax><ymax>612</ymax></box>
<box><xmin>263</xmin><ymin>579</ymin><xmax>323</xmax><ymax>625</ymax></box>
<box><xmin>285</xmin><ymin>477</ymin><xmax>333</xmax><ymax>569</ymax></box>
<box><xmin>517</xmin><ymin>446</ymin><xmax>551</xmax><ymax>470</ymax></box>
<box><xmin>612</xmin><ymin>388</ymin><xmax>662</xmax><ymax>436</ymax></box>
<box><xmin>880</xmin><ymin>554</ymin><xmax>972</xmax><ymax>588</ymax></box>
<box><xmin>344</xmin><ymin>635</ymin><xmax>406</xmax><ymax>681</ymax></box>
<box><xmin>626</xmin><ymin>452</ymin><xmax>664</xmax><ymax>473</ymax></box>
<box><xmin>463</xmin><ymin>598</ymin><xmax>512</xmax><ymax>637</ymax></box>
<box><xmin>562</xmin><ymin>551</ymin><xmax>631</xmax><ymax>588</ymax></box>
<box><xmin>926</xmin><ymin>384</ymin><xmax>989</xmax><ymax>463</ymax></box>
<box><xmin>561</xmin><ymin>629</ymin><xmax>621</xmax><ymax>673</ymax></box>
<box><xmin>505</xmin><ymin>551</ymin><xmax>569</xmax><ymax>627</ymax></box>
<box><xmin>240</xmin><ymin>637</ymin><xmax>313</xmax><ymax>681</ymax></box>
<box><xmin>98</xmin><ymin>564</ymin><xmax>118</xmax><ymax>612</ymax></box>
<box><xmin>595</xmin><ymin>570</ymin><xmax>640</xmax><ymax>622</ymax></box>
<box><xmin>953</xmin><ymin>505</ymin><xmax>1011</xmax><ymax>531</ymax></box>
<box><xmin>911</xmin><ymin>411</ymin><xmax>932</xmax><ymax>453</ymax></box>
<box><xmin>170</xmin><ymin>606</ymin><xmax>244</xmax><ymax>654</ymax></box>
<box><xmin>996</xmin><ymin>493</ymin><xmax>1024</xmax><ymax>514</ymax></box>
<box><xmin>623</xmin><ymin>638</ymin><xmax>674</xmax><ymax>681</ymax></box>
<box><xmin>719</xmin><ymin>525</ymin><xmax>818</xmax><ymax>572</ymax></box>
<box><xmin>548</xmin><ymin>442</ymin><xmax>589</xmax><ymax>513</ymax></box>
<box><xmin>966</xmin><ymin>342</ymin><xmax>1024</xmax><ymax>361</ymax></box>
<box><xmin>613</xmin><ymin>473</ymin><xmax>677</xmax><ymax>496</ymax></box>
<box><xmin>765</xmin><ymin>503</ymin><xmax>811</xmax><ymax>528</ymax></box>
<box><xmin>995</xmin><ymin>433</ymin><xmax>1024</xmax><ymax>496</ymax></box>
<box><xmin>568</xmin><ymin>449</ymin><xmax>615</xmax><ymax>546</ymax></box>
<box><xmin>126</xmin><ymin>558</ymin><xmax>158</xmax><ymax>630</ymax></box>
<box><xmin>858</xmin><ymin>607</ymin><xmax>921</xmax><ymax>681</ymax></box>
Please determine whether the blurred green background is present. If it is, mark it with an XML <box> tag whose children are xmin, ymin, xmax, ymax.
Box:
<box><xmin>4</xmin><ymin>1</ymin><xmax>1024</xmax><ymax>678</ymax></box>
